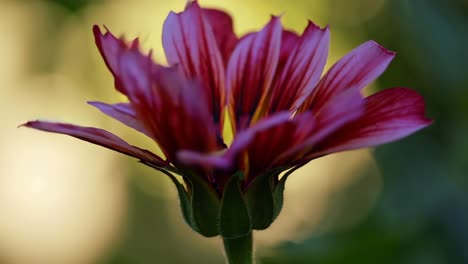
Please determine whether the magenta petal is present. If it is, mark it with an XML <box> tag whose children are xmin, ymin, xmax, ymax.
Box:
<box><xmin>227</xmin><ymin>16</ymin><xmax>283</xmax><ymax>131</ymax></box>
<box><xmin>201</xmin><ymin>8</ymin><xmax>238</xmax><ymax>64</ymax></box>
<box><xmin>309</xmin><ymin>87</ymin><xmax>432</xmax><ymax>157</ymax></box>
<box><xmin>270</xmin><ymin>22</ymin><xmax>330</xmax><ymax>112</ymax></box>
<box><xmin>300</xmin><ymin>40</ymin><xmax>396</xmax><ymax>111</ymax></box>
<box><xmin>115</xmin><ymin>49</ymin><xmax>166</xmax><ymax>149</ymax></box>
<box><xmin>278</xmin><ymin>89</ymin><xmax>364</xmax><ymax>162</ymax></box>
<box><xmin>314</xmin><ymin>88</ymin><xmax>365</xmax><ymax>139</ymax></box>
<box><xmin>178</xmin><ymin>112</ymin><xmax>293</xmax><ymax>171</ymax></box>
<box><xmin>162</xmin><ymin>2</ymin><xmax>225</xmax><ymax>132</ymax></box>
<box><xmin>177</xmin><ymin>150</ymin><xmax>231</xmax><ymax>169</ymax></box>
<box><xmin>88</xmin><ymin>101</ymin><xmax>151</xmax><ymax>137</ymax></box>
<box><xmin>226</xmin><ymin>112</ymin><xmax>292</xmax><ymax>160</ymax></box>
<box><xmin>93</xmin><ymin>25</ymin><xmax>134</xmax><ymax>95</ymax></box>
<box><xmin>118</xmin><ymin>53</ymin><xmax>220</xmax><ymax>161</ymax></box>
<box><xmin>277</xmin><ymin>30</ymin><xmax>300</xmax><ymax>70</ymax></box>
<box><xmin>22</xmin><ymin>121</ymin><xmax>167</xmax><ymax>167</ymax></box>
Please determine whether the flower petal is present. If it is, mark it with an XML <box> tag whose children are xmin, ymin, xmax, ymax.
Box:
<box><xmin>112</xmin><ymin>46</ymin><xmax>161</xmax><ymax>143</ymax></box>
<box><xmin>277</xmin><ymin>88</ymin><xmax>364</xmax><ymax>163</ymax></box>
<box><xmin>162</xmin><ymin>1</ymin><xmax>226</xmax><ymax>133</ymax></box>
<box><xmin>88</xmin><ymin>101</ymin><xmax>151</xmax><ymax>137</ymax></box>
<box><xmin>226</xmin><ymin>16</ymin><xmax>282</xmax><ymax>132</ymax></box>
<box><xmin>238</xmin><ymin>112</ymin><xmax>315</xmax><ymax>183</ymax></box>
<box><xmin>177</xmin><ymin>112</ymin><xmax>292</xmax><ymax>171</ymax></box>
<box><xmin>269</xmin><ymin>22</ymin><xmax>330</xmax><ymax>113</ymax></box>
<box><xmin>179</xmin><ymin>112</ymin><xmax>317</xmax><ymax>184</ymax></box>
<box><xmin>93</xmin><ymin>25</ymin><xmax>138</xmax><ymax>96</ymax></box>
<box><xmin>277</xmin><ymin>30</ymin><xmax>299</xmax><ymax>71</ymax></box>
<box><xmin>299</xmin><ymin>40</ymin><xmax>396</xmax><ymax>111</ymax></box>
<box><xmin>118</xmin><ymin>51</ymin><xmax>220</xmax><ymax>162</ymax></box>
<box><xmin>307</xmin><ymin>88</ymin><xmax>432</xmax><ymax>158</ymax></box>
<box><xmin>201</xmin><ymin>7</ymin><xmax>238</xmax><ymax>64</ymax></box>
<box><xmin>22</xmin><ymin>121</ymin><xmax>167</xmax><ymax>167</ymax></box>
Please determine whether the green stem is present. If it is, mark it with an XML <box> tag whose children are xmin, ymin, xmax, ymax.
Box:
<box><xmin>222</xmin><ymin>232</ymin><xmax>253</xmax><ymax>264</ymax></box>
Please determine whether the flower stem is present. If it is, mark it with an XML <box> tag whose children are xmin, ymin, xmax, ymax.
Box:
<box><xmin>222</xmin><ymin>232</ymin><xmax>253</xmax><ymax>264</ymax></box>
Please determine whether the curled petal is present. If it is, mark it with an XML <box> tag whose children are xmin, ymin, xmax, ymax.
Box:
<box><xmin>307</xmin><ymin>88</ymin><xmax>432</xmax><ymax>158</ymax></box>
<box><xmin>227</xmin><ymin>16</ymin><xmax>282</xmax><ymax>132</ymax></box>
<box><xmin>269</xmin><ymin>22</ymin><xmax>330</xmax><ymax>113</ymax></box>
<box><xmin>88</xmin><ymin>101</ymin><xmax>151</xmax><ymax>137</ymax></box>
<box><xmin>299</xmin><ymin>40</ymin><xmax>396</xmax><ymax>111</ymax></box>
<box><xmin>163</xmin><ymin>2</ymin><xmax>226</xmax><ymax>132</ymax></box>
<box><xmin>22</xmin><ymin>121</ymin><xmax>167</xmax><ymax>168</ymax></box>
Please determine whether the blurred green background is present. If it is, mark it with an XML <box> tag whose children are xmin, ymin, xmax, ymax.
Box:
<box><xmin>1</xmin><ymin>0</ymin><xmax>467</xmax><ymax>263</ymax></box>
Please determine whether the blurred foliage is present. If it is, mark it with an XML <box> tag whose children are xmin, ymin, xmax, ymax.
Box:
<box><xmin>20</xmin><ymin>0</ymin><xmax>105</xmax><ymax>12</ymax></box>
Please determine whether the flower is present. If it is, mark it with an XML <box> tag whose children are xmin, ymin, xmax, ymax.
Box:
<box><xmin>23</xmin><ymin>1</ymin><xmax>431</xmax><ymax>240</ymax></box>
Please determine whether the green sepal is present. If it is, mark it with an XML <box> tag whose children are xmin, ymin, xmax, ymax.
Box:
<box><xmin>189</xmin><ymin>176</ymin><xmax>221</xmax><ymax>237</ymax></box>
<box><xmin>245</xmin><ymin>169</ymin><xmax>282</xmax><ymax>230</ymax></box>
<box><xmin>272</xmin><ymin>173</ymin><xmax>288</xmax><ymax>221</ymax></box>
<box><xmin>219</xmin><ymin>172</ymin><xmax>252</xmax><ymax>239</ymax></box>
<box><xmin>165</xmin><ymin>171</ymin><xmax>198</xmax><ymax>232</ymax></box>
<box><xmin>151</xmin><ymin>167</ymin><xmax>198</xmax><ymax>232</ymax></box>
<box><xmin>272</xmin><ymin>165</ymin><xmax>299</xmax><ymax>221</ymax></box>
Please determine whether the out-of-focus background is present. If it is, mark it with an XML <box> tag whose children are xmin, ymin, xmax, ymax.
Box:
<box><xmin>1</xmin><ymin>0</ymin><xmax>467</xmax><ymax>263</ymax></box>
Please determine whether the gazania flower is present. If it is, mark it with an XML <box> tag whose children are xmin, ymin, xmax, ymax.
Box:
<box><xmin>23</xmin><ymin>1</ymin><xmax>431</xmax><ymax>263</ymax></box>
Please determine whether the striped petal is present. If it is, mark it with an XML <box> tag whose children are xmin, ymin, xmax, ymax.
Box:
<box><xmin>269</xmin><ymin>22</ymin><xmax>330</xmax><ymax>113</ymax></box>
<box><xmin>277</xmin><ymin>88</ymin><xmax>364</xmax><ymax>163</ymax></box>
<box><xmin>226</xmin><ymin>16</ymin><xmax>282</xmax><ymax>133</ymax></box>
<box><xmin>202</xmin><ymin>7</ymin><xmax>238</xmax><ymax>64</ymax></box>
<box><xmin>88</xmin><ymin>101</ymin><xmax>151</xmax><ymax>137</ymax></box>
<box><xmin>277</xmin><ymin>30</ymin><xmax>300</xmax><ymax>71</ymax></box>
<box><xmin>93</xmin><ymin>25</ymin><xmax>140</xmax><ymax>96</ymax></box>
<box><xmin>162</xmin><ymin>1</ymin><xmax>226</xmax><ymax>133</ymax></box>
<box><xmin>22</xmin><ymin>121</ymin><xmax>167</xmax><ymax>168</ymax></box>
<box><xmin>178</xmin><ymin>112</ymin><xmax>292</xmax><ymax>170</ymax></box>
<box><xmin>118</xmin><ymin>51</ymin><xmax>220</xmax><ymax>162</ymax></box>
<box><xmin>299</xmin><ymin>40</ymin><xmax>395</xmax><ymax>112</ymax></box>
<box><xmin>306</xmin><ymin>88</ymin><xmax>432</xmax><ymax>158</ymax></box>
<box><xmin>179</xmin><ymin>112</ymin><xmax>315</xmax><ymax>184</ymax></box>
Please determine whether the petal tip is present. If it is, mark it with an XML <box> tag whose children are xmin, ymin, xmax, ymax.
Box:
<box><xmin>369</xmin><ymin>40</ymin><xmax>397</xmax><ymax>56</ymax></box>
<box><xmin>92</xmin><ymin>24</ymin><xmax>101</xmax><ymax>35</ymax></box>
<box><xmin>306</xmin><ymin>20</ymin><xmax>328</xmax><ymax>31</ymax></box>
<box><xmin>18</xmin><ymin>121</ymin><xmax>32</xmax><ymax>128</ymax></box>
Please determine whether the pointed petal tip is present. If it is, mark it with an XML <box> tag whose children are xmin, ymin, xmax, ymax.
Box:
<box><xmin>269</xmin><ymin>15</ymin><xmax>283</xmax><ymax>23</ymax></box>
<box><xmin>92</xmin><ymin>25</ymin><xmax>112</xmax><ymax>39</ymax></box>
<box><xmin>306</xmin><ymin>20</ymin><xmax>329</xmax><ymax>31</ymax></box>
<box><xmin>18</xmin><ymin>121</ymin><xmax>33</xmax><ymax>129</ymax></box>
<box><xmin>369</xmin><ymin>40</ymin><xmax>397</xmax><ymax>56</ymax></box>
<box><xmin>20</xmin><ymin>120</ymin><xmax>47</xmax><ymax>129</ymax></box>
<box><xmin>185</xmin><ymin>0</ymin><xmax>199</xmax><ymax>9</ymax></box>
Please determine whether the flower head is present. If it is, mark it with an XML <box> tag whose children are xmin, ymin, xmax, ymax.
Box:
<box><xmin>23</xmin><ymin>1</ymin><xmax>431</xmax><ymax>237</ymax></box>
